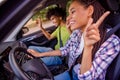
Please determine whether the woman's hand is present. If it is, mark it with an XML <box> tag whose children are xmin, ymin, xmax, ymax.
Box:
<box><xmin>83</xmin><ymin>11</ymin><xmax>110</xmax><ymax>47</ymax></box>
<box><xmin>81</xmin><ymin>11</ymin><xmax>110</xmax><ymax>74</ymax></box>
<box><xmin>66</xmin><ymin>17</ymin><xmax>71</xmax><ymax>29</ymax></box>
<box><xmin>66</xmin><ymin>17</ymin><xmax>72</xmax><ymax>34</ymax></box>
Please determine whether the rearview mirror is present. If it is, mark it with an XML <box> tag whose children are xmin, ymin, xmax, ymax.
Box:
<box><xmin>22</xmin><ymin>27</ymin><xmax>29</xmax><ymax>34</ymax></box>
<box><xmin>16</xmin><ymin>27</ymin><xmax>29</xmax><ymax>40</ymax></box>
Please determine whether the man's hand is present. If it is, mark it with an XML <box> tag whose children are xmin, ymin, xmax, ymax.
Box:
<box><xmin>27</xmin><ymin>49</ymin><xmax>41</xmax><ymax>57</ymax></box>
<box><xmin>36</xmin><ymin>18</ymin><xmax>43</xmax><ymax>30</ymax></box>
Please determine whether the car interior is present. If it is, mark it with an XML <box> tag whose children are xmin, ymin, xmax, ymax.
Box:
<box><xmin>0</xmin><ymin>0</ymin><xmax>67</xmax><ymax>80</ymax></box>
<box><xmin>0</xmin><ymin>0</ymin><xmax>120</xmax><ymax>80</ymax></box>
<box><xmin>102</xmin><ymin>0</ymin><xmax>120</xmax><ymax>79</ymax></box>
<box><xmin>99</xmin><ymin>0</ymin><xmax>120</xmax><ymax>80</ymax></box>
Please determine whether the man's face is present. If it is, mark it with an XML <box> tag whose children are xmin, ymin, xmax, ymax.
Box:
<box><xmin>50</xmin><ymin>15</ymin><xmax>61</xmax><ymax>26</ymax></box>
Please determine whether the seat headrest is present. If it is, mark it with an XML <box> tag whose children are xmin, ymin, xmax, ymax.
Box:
<box><xmin>99</xmin><ymin>0</ymin><xmax>119</xmax><ymax>12</ymax></box>
<box><xmin>106</xmin><ymin>13</ymin><xmax>120</xmax><ymax>27</ymax></box>
<box><xmin>100</xmin><ymin>0</ymin><xmax>120</xmax><ymax>26</ymax></box>
<box><xmin>106</xmin><ymin>0</ymin><xmax>119</xmax><ymax>12</ymax></box>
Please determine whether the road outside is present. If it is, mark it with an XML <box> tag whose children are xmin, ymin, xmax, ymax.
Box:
<box><xmin>24</xmin><ymin>19</ymin><xmax>54</xmax><ymax>36</ymax></box>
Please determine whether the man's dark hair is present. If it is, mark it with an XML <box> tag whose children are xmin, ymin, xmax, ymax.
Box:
<box><xmin>46</xmin><ymin>7</ymin><xmax>66</xmax><ymax>21</ymax></box>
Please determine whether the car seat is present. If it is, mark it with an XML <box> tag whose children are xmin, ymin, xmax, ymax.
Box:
<box><xmin>99</xmin><ymin>0</ymin><xmax>120</xmax><ymax>80</ymax></box>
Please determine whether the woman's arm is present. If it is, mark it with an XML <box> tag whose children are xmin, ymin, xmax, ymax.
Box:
<box><xmin>80</xmin><ymin>46</ymin><xmax>93</xmax><ymax>74</ymax></box>
<box><xmin>78</xmin><ymin>34</ymin><xmax>120</xmax><ymax>79</ymax></box>
<box><xmin>80</xmin><ymin>12</ymin><xmax>110</xmax><ymax>74</ymax></box>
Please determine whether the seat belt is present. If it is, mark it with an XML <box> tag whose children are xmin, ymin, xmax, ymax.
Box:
<box><xmin>104</xmin><ymin>23</ymin><xmax>120</xmax><ymax>42</ymax></box>
<box><xmin>101</xmin><ymin>22</ymin><xmax>120</xmax><ymax>80</ymax></box>
<box><xmin>59</xmin><ymin>27</ymin><xmax>66</xmax><ymax>64</ymax></box>
<box><xmin>105</xmin><ymin>22</ymin><xmax>120</xmax><ymax>80</ymax></box>
<box><xmin>114</xmin><ymin>52</ymin><xmax>120</xmax><ymax>80</ymax></box>
<box><xmin>59</xmin><ymin>27</ymin><xmax>63</xmax><ymax>48</ymax></box>
<box><xmin>105</xmin><ymin>23</ymin><xmax>120</xmax><ymax>80</ymax></box>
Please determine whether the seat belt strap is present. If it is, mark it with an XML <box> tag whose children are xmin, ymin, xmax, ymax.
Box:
<box><xmin>105</xmin><ymin>23</ymin><xmax>120</xmax><ymax>79</ymax></box>
<box><xmin>114</xmin><ymin>52</ymin><xmax>120</xmax><ymax>80</ymax></box>
<box><xmin>104</xmin><ymin>23</ymin><xmax>120</xmax><ymax>42</ymax></box>
<box><xmin>59</xmin><ymin>27</ymin><xmax>63</xmax><ymax>47</ymax></box>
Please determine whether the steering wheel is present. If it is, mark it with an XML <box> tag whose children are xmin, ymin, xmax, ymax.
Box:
<box><xmin>9</xmin><ymin>41</ymin><xmax>53</xmax><ymax>80</ymax></box>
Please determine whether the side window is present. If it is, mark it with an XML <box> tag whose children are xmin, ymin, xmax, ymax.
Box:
<box><xmin>22</xmin><ymin>5</ymin><xmax>57</xmax><ymax>37</ymax></box>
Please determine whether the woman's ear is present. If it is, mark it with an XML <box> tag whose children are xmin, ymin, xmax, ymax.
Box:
<box><xmin>87</xmin><ymin>5</ymin><xmax>94</xmax><ymax>17</ymax></box>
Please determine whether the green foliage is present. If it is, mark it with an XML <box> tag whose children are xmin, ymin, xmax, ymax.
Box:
<box><xmin>32</xmin><ymin>5</ymin><xmax>57</xmax><ymax>21</ymax></box>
